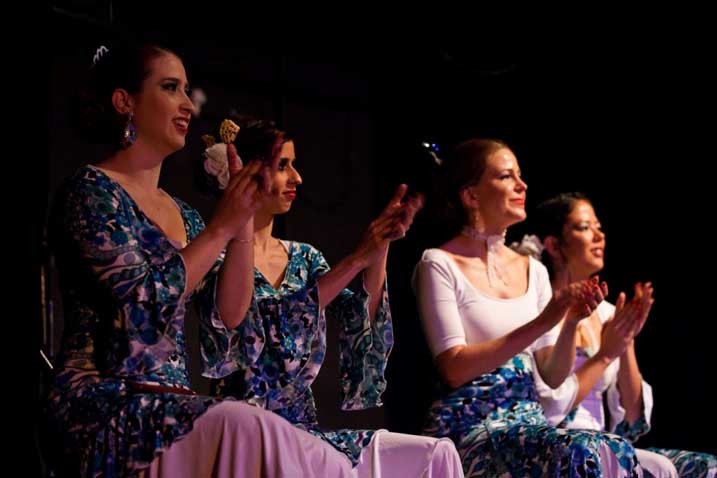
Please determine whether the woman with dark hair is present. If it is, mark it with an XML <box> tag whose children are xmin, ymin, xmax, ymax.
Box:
<box><xmin>530</xmin><ymin>192</ymin><xmax>717</xmax><ymax>478</ymax></box>
<box><xmin>47</xmin><ymin>44</ymin><xmax>362</xmax><ymax>477</ymax></box>
<box><xmin>412</xmin><ymin>138</ymin><xmax>647</xmax><ymax>477</ymax></box>
<box><xmin>199</xmin><ymin>118</ymin><xmax>465</xmax><ymax>477</ymax></box>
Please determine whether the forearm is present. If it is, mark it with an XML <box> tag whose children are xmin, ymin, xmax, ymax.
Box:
<box><xmin>617</xmin><ymin>342</ymin><xmax>643</xmax><ymax>422</ymax></box>
<box><xmin>180</xmin><ymin>224</ymin><xmax>233</xmax><ymax>295</ymax></box>
<box><xmin>539</xmin><ymin>321</ymin><xmax>578</xmax><ymax>388</ymax></box>
<box><xmin>362</xmin><ymin>246</ymin><xmax>388</xmax><ymax>321</ymax></box>
<box><xmin>317</xmin><ymin>254</ymin><xmax>366</xmax><ymax>309</ymax></box>
<box><xmin>437</xmin><ymin>311</ymin><xmax>559</xmax><ymax>388</ymax></box>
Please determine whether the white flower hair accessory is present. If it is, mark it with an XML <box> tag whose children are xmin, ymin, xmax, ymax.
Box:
<box><xmin>203</xmin><ymin>143</ymin><xmax>232</xmax><ymax>189</ymax></box>
<box><xmin>202</xmin><ymin>119</ymin><xmax>243</xmax><ymax>190</ymax></box>
<box><xmin>509</xmin><ymin>234</ymin><xmax>545</xmax><ymax>260</ymax></box>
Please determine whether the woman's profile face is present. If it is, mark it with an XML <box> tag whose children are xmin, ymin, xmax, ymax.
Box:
<box><xmin>257</xmin><ymin>140</ymin><xmax>303</xmax><ymax>216</ymax></box>
<box><xmin>126</xmin><ymin>53</ymin><xmax>194</xmax><ymax>156</ymax></box>
<box><xmin>560</xmin><ymin>200</ymin><xmax>606</xmax><ymax>278</ymax></box>
<box><xmin>465</xmin><ymin>148</ymin><xmax>528</xmax><ymax>228</ymax></box>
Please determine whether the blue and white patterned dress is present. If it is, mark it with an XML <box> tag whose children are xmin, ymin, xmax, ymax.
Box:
<box><xmin>535</xmin><ymin>301</ymin><xmax>717</xmax><ymax>478</ymax></box>
<box><xmin>200</xmin><ymin>240</ymin><xmax>393</xmax><ymax>466</ymax></box>
<box><xmin>46</xmin><ymin>165</ymin><xmax>229</xmax><ymax>477</ymax></box>
<box><xmin>413</xmin><ymin>249</ymin><xmax>643</xmax><ymax>478</ymax></box>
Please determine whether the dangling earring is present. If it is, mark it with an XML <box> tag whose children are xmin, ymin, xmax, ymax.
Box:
<box><xmin>120</xmin><ymin>112</ymin><xmax>137</xmax><ymax>149</ymax></box>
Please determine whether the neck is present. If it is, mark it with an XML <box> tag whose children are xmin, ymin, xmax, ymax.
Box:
<box><xmin>462</xmin><ymin>224</ymin><xmax>506</xmax><ymax>239</ymax></box>
<box><xmin>464</xmin><ymin>211</ymin><xmax>508</xmax><ymax>235</ymax></box>
<box><xmin>458</xmin><ymin>224</ymin><xmax>511</xmax><ymax>287</ymax></box>
<box><xmin>551</xmin><ymin>275</ymin><xmax>568</xmax><ymax>292</ymax></box>
<box><xmin>98</xmin><ymin>141</ymin><xmax>167</xmax><ymax>191</ymax></box>
<box><xmin>253</xmin><ymin>212</ymin><xmax>275</xmax><ymax>253</ymax></box>
<box><xmin>465</xmin><ymin>211</ymin><xmax>512</xmax><ymax>237</ymax></box>
<box><xmin>453</xmin><ymin>225</ymin><xmax>506</xmax><ymax>259</ymax></box>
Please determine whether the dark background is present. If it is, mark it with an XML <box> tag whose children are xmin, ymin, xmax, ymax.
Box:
<box><xmin>32</xmin><ymin>3</ymin><xmax>716</xmax><ymax>475</ymax></box>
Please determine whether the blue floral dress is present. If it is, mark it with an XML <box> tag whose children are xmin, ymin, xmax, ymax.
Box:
<box><xmin>200</xmin><ymin>240</ymin><xmax>393</xmax><ymax>466</ymax></box>
<box><xmin>424</xmin><ymin>353</ymin><xmax>642</xmax><ymax>478</ymax></box>
<box><xmin>46</xmin><ymin>165</ymin><xmax>229</xmax><ymax>477</ymax></box>
<box><xmin>535</xmin><ymin>301</ymin><xmax>716</xmax><ymax>478</ymax></box>
<box><xmin>414</xmin><ymin>250</ymin><xmax>642</xmax><ymax>478</ymax></box>
<box><xmin>558</xmin><ymin>355</ymin><xmax>716</xmax><ymax>478</ymax></box>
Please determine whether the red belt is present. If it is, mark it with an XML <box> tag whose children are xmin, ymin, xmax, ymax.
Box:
<box><xmin>125</xmin><ymin>380</ymin><xmax>198</xmax><ymax>396</ymax></box>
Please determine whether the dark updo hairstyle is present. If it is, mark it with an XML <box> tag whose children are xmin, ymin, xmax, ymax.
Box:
<box><xmin>233</xmin><ymin>117</ymin><xmax>292</xmax><ymax>165</ymax></box>
<box><xmin>196</xmin><ymin>116</ymin><xmax>293</xmax><ymax>197</ymax></box>
<box><xmin>533</xmin><ymin>192</ymin><xmax>592</xmax><ymax>279</ymax></box>
<box><xmin>69</xmin><ymin>43</ymin><xmax>177</xmax><ymax>150</ymax></box>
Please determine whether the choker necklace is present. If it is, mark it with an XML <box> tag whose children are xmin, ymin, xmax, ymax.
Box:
<box><xmin>461</xmin><ymin>226</ymin><xmax>508</xmax><ymax>288</ymax></box>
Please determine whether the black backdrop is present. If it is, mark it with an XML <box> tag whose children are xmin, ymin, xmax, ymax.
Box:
<box><xmin>33</xmin><ymin>5</ymin><xmax>716</xmax><ymax>475</ymax></box>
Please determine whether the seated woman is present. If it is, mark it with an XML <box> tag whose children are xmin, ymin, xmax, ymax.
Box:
<box><xmin>529</xmin><ymin>192</ymin><xmax>717</xmax><ymax>478</ymax></box>
<box><xmin>46</xmin><ymin>43</ymin><xmax>362</xmax><ymax>477</ymax></box>
<box><xmin>198</xmin><ymin>118</ymin><xmax>465</xmax><ymax>477</ymax></box>
<box><xmin>412</xmin><ymin>138</ymin><xmax>646</xmax><ymax>478</ymax></box>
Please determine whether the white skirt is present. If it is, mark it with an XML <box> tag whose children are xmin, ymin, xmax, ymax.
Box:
<box><xmin>143</xmin><ymin>401</ymin><xmax>464</xmax><ymax>477</ymax></box>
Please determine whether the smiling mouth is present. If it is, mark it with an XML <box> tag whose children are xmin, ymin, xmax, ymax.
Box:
<box><xmin>173</xmin><ymin>118</ymin><xmax>189</xmax><ymax>131</ymax></box>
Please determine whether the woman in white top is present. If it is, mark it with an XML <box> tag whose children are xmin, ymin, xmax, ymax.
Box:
<box><xmin>530</xmin><ymin>192</ymin><xmax>717</xmax><ymax>478</ymax></box>
<box><xmin>412</xmin><ymin>138</ymin><xmax>646</xmax><ymax>478</ymax></box>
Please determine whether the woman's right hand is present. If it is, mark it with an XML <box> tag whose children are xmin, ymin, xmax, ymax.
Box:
<box><xmin>550</xmin><ymin>277</ymin><xmax>607</xmax><ymax>326</ymax></box>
